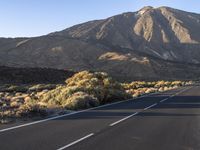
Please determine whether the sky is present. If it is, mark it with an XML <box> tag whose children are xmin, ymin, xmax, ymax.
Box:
<box><xmin>0</xmin><ymin>0</ymin><xmax>199</xmax><ymax>38</ymax></box>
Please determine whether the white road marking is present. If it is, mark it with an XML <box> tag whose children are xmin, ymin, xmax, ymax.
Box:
<box><xmin>54</xmin><ymin>86</ymin><xmax>193</xmax><ymax>149</ymax></box>
<box><xmin>0</xmin><ymin>86</ymin><xmax>192</xmax><ymax>133</ymax></box>
<box><xmin>109</xmin><ymin>112</ymin><xmax>139</xmax><ymax>127</ymax></box>
<box><xmin>0</xmin><ymin>91</ymin><xmax>160</xmax><ymax>133</ymax></box>
<box><xmin>160</xmin><ymin>98</ymin><xmax>169</xmax><ymax>103</ymax></box>
<box><xmin>108</xmin><ymin>86</ymin><xmax>192</xmax><ymax>127</ymax></box>
<box><xmin>57</xmin><ymin>133</ymin><xmax>94</xmax><ymax>150</ymax></box>
<box><xmin>160</xmin><ymin>87</ymin><xmax>192</xmax><ymax>103</ymax></box>
<box><xmin>109</xmin><ymin>102</ymin><xmax>158</xmax><ymax>127</ymax></box>
<box><xmin>144</xmin><ymin>103</ymin><xmax>157</xmax><ymax>110</ymax></box>
<box><xmin>174</xmin><ymin>86</ymin><xmax>192</xmax><ymax>96</ymax></box>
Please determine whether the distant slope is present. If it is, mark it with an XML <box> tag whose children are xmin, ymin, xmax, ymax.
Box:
<box><xmin>0</xmin><ymin>6</ymin><xmax>200</xmax><ymax>80</ymax></box>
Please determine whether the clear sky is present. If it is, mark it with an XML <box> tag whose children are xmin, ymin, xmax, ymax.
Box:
<box><xmin>0</xmin><ymin>0</ymin><xmax>199</xmax><ymax>38</ymax></box>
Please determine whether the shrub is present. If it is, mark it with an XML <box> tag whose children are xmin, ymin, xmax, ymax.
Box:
<box><xmin>28</xmin><ymin>84</ymin><xmax>57</xmax><ymax>92</ymax></box>
<box><xmin>155</xmin><ymin>81</ymin><xmax>165</xmax><ymax>88</ymax></box>
<box><xmin>171</xmin><ymin>81</ymin><xmax>182</xmax><ymax>86</ymax></box>
<box><xmin>40</xmin><ymin>71</ymin><xmax>131</xmax><ymax>109</ymax></box>
<box><xmin>16</xmin><ymin>104</ymin><xmax>48</xmax><ymax>118</ymax></box>
<box><xmin>123</xmin><ymin>80</ymin><xmax>188</xmax><ymax>97</ymax></box>
<box><xmin>63</xmin><ymin>92</ymin><xmax>99</xmax><ymax>110</ymax></box>
<box><xmin>1</xmin><ymin>70</ymin><xmax>193</xmax><ymax>123</ymax></box>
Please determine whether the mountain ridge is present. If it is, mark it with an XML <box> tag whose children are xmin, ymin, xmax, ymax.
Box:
<box><xmin>0</xmin><ymin>6</ymin><xmax>200</xmax><ymax>81</ymax></box>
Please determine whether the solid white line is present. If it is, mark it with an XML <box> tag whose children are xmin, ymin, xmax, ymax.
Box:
<box><xmin>56</xmin><ymin>88</ymin><xmax>186</xmax><ymax>149</ymax></box>
<box><xmin>174</xmin><ymin>86</ymin><xmax>192</xmax><ymax>96</ymax></box>
<box><xmin>0</xmin><ymin>91</ymin><xmax>160</xmax><ymax>133</ymax></box>
<box><xmin>144</xmin><ymin>103</ymin><xmax>157</xmax><ymax>110</ymax></box>
<box><xmin>108</xmin><ymin>86</ymin><xmax>192</xmax><ymax>128</ymax></box>
<box><xmin>57</xmin><ymin>133</ymin><xmax>94</xmax><ymax>150</ymax></box>
<box><xmin>109</xmin><ymin>112</ymin><xmax>139</xmax><ymax>127</ymax></box>
<box><xmin>0</xmin><ymin>100</ymin><xmax>134</xmax><ymax>133</ymax></box>
<box><xmin>169</xmin><ymin>87</ymin><xmax>191</xmax><ymax>99</ymax></box>
<box><xmin>0</xmin><ymin>111</ymin><xmax>79</xmax><ymax>133</ymax></box>
<box><xmin>0</xmin><ymin>86</ymin><xmax>191</xmax><ymax>133</ymax></box>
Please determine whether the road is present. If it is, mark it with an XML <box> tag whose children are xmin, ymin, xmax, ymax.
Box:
<box><xmin>0</xmin><ymin>86</ymin><xmax>200</xmax><ymax>150</ymax></box>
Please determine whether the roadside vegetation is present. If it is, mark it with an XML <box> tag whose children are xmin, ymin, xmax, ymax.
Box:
<box><xmin>0</xmin><ymin>71</ymin><xmax>193</xmax><ymax>124</ymax></box>
<box><xmin>123</xmin><ymin>80</ymin><xmax>192</xmax><ymax>97</ymax></box>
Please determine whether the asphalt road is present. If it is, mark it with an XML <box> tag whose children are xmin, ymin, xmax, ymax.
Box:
<box><xmin>0</xmin><ymin>86</ymin><xmax>200</xmax><ymax>150</ymax></box>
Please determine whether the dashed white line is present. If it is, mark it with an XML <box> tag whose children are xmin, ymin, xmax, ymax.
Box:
<box><xmin>0</xmin><ymin>91</ymin><xmax>160</xmax><ymax>133</ymax></box>
<box><xmin>160</xmin><ymin>87</ymin><xmax>192</xmax><ymax>103</ymax></box>
<box><xmin>57</xmin><ymin>133</ymin><xmax>94</xmax><ymax>150</ymax></box>
<box><xmin>0</xmin><ymin>86</ymin><xmax>192</xmax><ymax>133</ymax></box>
<box><xmin>109</xmin><ymin>112</ymin><xmax>139</xmax><ymax>127</ymax></box>
<box><xmin>109</xmin><ymin>87</ymin><xmax>192</xmax><ymax>127</ymax></box>
<box><xmin>55</xmin><ymin>86</ymin><xmax>193</xmax><ymax>149</ymax></box>
<box><xmin>160</xmin><ymin>98</ymin><xmax>169</xmax><ymax>103</ymax></box>
<box><xmin>144</xmin><ymin>103</ymin><xmax>158</xmax><ymax>110</ymax></box>
<box><xmin>109</xmin><ymin>102</ymin><xmax>158</xmax><ymax>127</ymax></box>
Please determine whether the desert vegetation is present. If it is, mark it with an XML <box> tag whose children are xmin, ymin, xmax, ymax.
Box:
<box><xmin>123</xmin><ymin>80</ymin><xmax>192</xmax><ymax>97</ymax></box>
<box><xmin>0</xmin><ymin>71</ymin><xmax>193</xmax><ymax>124</ymax></box>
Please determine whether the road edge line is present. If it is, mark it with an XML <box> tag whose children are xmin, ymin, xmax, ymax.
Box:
<box><xmin>0</xmin><ymin>86</ymin><xmax>190</xmax><ymax>133</ymax></box>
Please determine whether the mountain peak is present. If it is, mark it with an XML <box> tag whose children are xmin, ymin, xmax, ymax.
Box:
<box><xmin>141</xmin><ymin>6</ymin><xmax>154</xmax><ymax>10</ymax></box>
<box><xmin>138</xmin><ymin>6</ymin><xmax>154</xmax><ymax>15</ymax></box>
<box><xmin>0</xmin><ymin>6</ymin><xmax>200</xmax><ymax>80</ymax></box>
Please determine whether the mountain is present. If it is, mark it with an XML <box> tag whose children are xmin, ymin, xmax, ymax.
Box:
<box><xmin>0</xmin><ymin>6</ymin><xmax>200</xmax><ymax>81</ymax></box>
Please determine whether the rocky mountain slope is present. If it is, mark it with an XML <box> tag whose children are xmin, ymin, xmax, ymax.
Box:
<box><xmin>0</xmin><ymin>6</ymin><xmax>200</xmax><ymax>80</ymax></box>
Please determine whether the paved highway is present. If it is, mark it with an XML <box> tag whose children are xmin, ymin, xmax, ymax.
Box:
<box><xmin>0</xmin><ymin>86</ymin><xmax>200</xmax><ymax>150</ymax></box>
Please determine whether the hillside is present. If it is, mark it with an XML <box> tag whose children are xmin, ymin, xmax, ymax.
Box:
<box><xmin>0</xmin><ymin>6</ymin><xmax>200</xmax><ymax>80</ymax></box>
<box><xmin>0</xmin><ymin>66</ymin><xmax>74</xmax><ymax>84</ymax></box>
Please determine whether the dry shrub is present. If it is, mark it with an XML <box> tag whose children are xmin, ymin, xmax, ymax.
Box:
<box><xmin>40</xmin><ymin>71</ymin><xmax>131</xmax><ymax>109</ymax></box>
<box><xmin>0</xmin><ymin>72</ymin><xmax>194</xmax><ymax>123</ymax></box>
<box><xmin>123</xmin><ymin>80</ymin><xmax>191</xmax><ymax>97</ymax></box>
<box><xmin>28</xmin><ymin>84</ymin><xmax>57</xmax><ymax>92</ymax></box>
<box><xmin>63</xmin><ymin>92</ymin><xmax>99</xmax><ymax>110</ymax></box>
<box><xmin>16</xmin><ymin>104</ymin><xmax>48</xmax><ymax>118</ymax></box>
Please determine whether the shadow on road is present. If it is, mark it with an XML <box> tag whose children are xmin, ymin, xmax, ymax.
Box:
<box><xmin>56</xmin><ymin>94</ymin><xmax>200</xmax><ymax>121</ymax></box>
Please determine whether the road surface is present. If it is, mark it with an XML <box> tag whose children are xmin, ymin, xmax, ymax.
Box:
<box><xmin>0</xmin><ymin>86</ymin><xmax>200</xmax><ymax>150</ymax></box>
